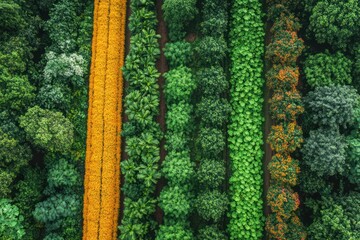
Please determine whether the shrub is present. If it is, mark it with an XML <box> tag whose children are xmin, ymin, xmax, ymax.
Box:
<box><xmin>0</xmin><ymin>198</ymin><xmax>25</xmax><ymax>240</ymax></box>
<box><xmin>194</xmin><ymin>36</ymin><xmax>226</xmax><ymax>66</ymax></box>
<box><xmin>196</xmin><ymin>66</ymin><xmax>228</xmax><ymax>96</ymax></box>
<box><xmin>162</xmin><ymin>151</ymin><xmax>194</xmax><ymax>187</ymax></box>
<box><xmin>270</xmin><ymin>90</ymin><xmax>303</xmax><ymax>122</ymax></box>
<box><xmin>159</xmin><ymin>186</ymin><xmax>191</xmax><ymax>221</ymax></box>
<box><xmin>266</xmin><ymin>65</ymin><xmax>299</xmax><ymax>90</ymax></box>
<box><xmin>302</xmin><ymin>128</ymin><xmax>347</xmax><ymax>177</ymax></box>
<box><xmin>196</xmin><ymin>97</ymin><xmax>230</xmax><ymax>127</ymax></box>
<box><xmin>305</xmin><ymin>86</ymin><xmax>359</xmax><ymax>127</ymax></box>
<box><xmin>195</xmin><ymin>190</ymin><xmax>228</xmax><ymax>222</ymax></box>
<box><xmin>197</xmin><ymin>159</ymin><xmax>225</xmax><ymax>190</ymax></box>
<box><xmin>268</xmin><ymin>154</ymin><xmax>300</xmax><ymax>186</ymax></box>
<box><xmin>268</xmin><ymin>122</ymin><xmax>303</xmax><ymax>154</ymax></box>
<box><xmin>196</xmin><ymin>128</ymin><xmax>225</xmax><ymax>158</ymax></box>
<box><xmin>309</xmin><ymin>0</ymin><xmax>360</xmax><ymax>49</ymax></box>
<box><xmin>166</xmin><ymin>103</ymin><xmax>192</xmax><ymax>134</ymax></box>
<box><xmin>47</xmin><ymin>159</ymin><xmax>80</xmax><ymax>189</ymax></box>
<box><xmin>197</xmin><ymin>225</ymin><xmax>227</xmax><ymax>240</ymax></box>
<box><xmin>156</xmin><ymin>224</ymin><xmax>194</xmax><ymax>240</ymax></box>
<box><xmin>267</xmin><ymin>185</ymin><xmax>300</xmax><ymax>219</ymax></box>
<box><xmin>162</xmin><ymin>0</ymin><xmax>197</xmax><ymax>41</ymax></box>
<box><xmin>19</xmin><ymin>106</ymin><xmax>74</xmax><ymax>153</ymax></box>
<box><xmin>304</xmin><ymin>51</ymin><xmax>352</xmax><ymax>88</ymax></box>
<box><xmin>164</xmin><ymin>41</ymin><xmax>192</xmax><ymax>68</ymax></box>
<box><xmin>346</xmin><ymin>136</ymin><xmax>360</xmax><ymax>184</ymax></box>
<box><xmin>164</xmin><ymin>66</ymin><xmax>195</xmax><ymax>104</ymax></box>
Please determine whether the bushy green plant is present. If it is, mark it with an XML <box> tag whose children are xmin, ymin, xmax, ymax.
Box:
<box><xmin>304</xmin><ymin>51</ymin><xmax>352</xmax><ymax>87</ymax></box>
<box><xmin>159</xmin><ymin>186</ymin><xmax>191</xmax><ymax>221</ymax></box>
<box><xmin>196</xmin><ymin>66</ymin><xmax>228</xmax><ymax>96</ymax></box>
<box><xmin>346</xmin><ymin>136</ymin><xmax>360</xmax><ymax>184</ymax></box>
<box><xmin>156</xmin><ymin>224</ymin><xmax>194</xmax><ymax>240</ymax></box>
<box><xmin>195</xmin><ymin>190</ymin><xmax>228</xmax><ymax>222</ymax></box>
<box><xmin>162</xmin><ymin>0</ymin><xmax>197</xmax><ymax>41</ymax></box>
<box><xmin>19</xmin><ymin>106</ymin><xmax>74</xmax><ymax>153</ymax></box>
<box><xmin>164</xmin><ymin>66</ymin><xmax>195</xmax><ymax>104</ymax></box>
<box><xmin>299</xmin><ymin>169</ymin><xmax>330</xmax><ymax>194</ymax></box>
<box><xmin>0</xmin><ymin>198</ymin><xmax>25</xmax><ymax>240</ymax></box>
<box><xmin>164</xmin><ymin>41</ymin><xmax>192</xmax><ymax>68</ymax></box>
<box><xmin>47</xmin><ymin>159</ymin><xmax>80</xmax><ymax>189</ymax></box>
<box><xmin>197</xmin><ymin>128</ymin><xmax>225</xmax><ymax>158</ymax></box>
<box><xmin>162</xmin><ymin>151</ymin><xmax>194</xmax><ymax>187</ymax></box>
<box><xmin>305</xmin><ymin>86</ymin><xmax>359</xmax><ymax>127</ymax></box>
<box><xmin>302</xmin><ymin>128</ymin><xmax>347</xmax><ymax>177</ymax></box>
<box><xmin>194</xmin><ymin>36</ymin><xmax>226</xmax><ymax>66</ymax></box>
<box><xmin>200</xmin><ymin>0</ymin><xmax>228</xmax><ymax>37</ymax></box>
<box><xmin>197</xmin><ymin>225</ymin><xmax>227</xmax><ymax>240</ymax></box>
<box><xmin>196</xmin><ymin>97</ymin><xmax>230</xmax><ymax>127</ymax></box>
<box><xmin>309</xmin><ymin>0</ymin><xmax>360</xmax><ymax>49</ymax></box>
<box><xmin>166</xmin><ymin>103</ymin><xmax>192</xmax><ymax>134</ymax></box>
<box><xmin>196</xmin><ymin>159</ymin><xmax>225</xmax><ymax>190</ymax></box>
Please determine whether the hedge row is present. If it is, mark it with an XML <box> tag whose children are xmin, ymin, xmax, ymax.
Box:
<box><xmin>228</xmin><ymin>0</ymin><xmax>265</xmax><ymax>239</ymax></box>
<box><xmin>193</xmin><ymin>0</ymin><xmax>230</xmax><ymax>238</ymax></box>
<box><xmin>119</xmin><ymin>1</ymin><xmax>161</xmax><ymax>239</ymax></box>
<box><xmin>156</xmin><ymin>0</ymin><xmax>197</xmax><ymax>239</ymax></box>
<box><xmin>265</xmin><ymin>2</ymin><xmax>306</xmax><ymax>239</ymax></box>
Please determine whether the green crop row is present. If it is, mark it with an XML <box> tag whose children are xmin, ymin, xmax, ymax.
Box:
<box><xmin>228</xmin><ymin>0</ymin><xmax>265</xmax><ymax>239</ymax></box>
<box><xmin>120</xmin><ymin>1</ymin><xmax>162</xmax><ymax>239</ymax></box>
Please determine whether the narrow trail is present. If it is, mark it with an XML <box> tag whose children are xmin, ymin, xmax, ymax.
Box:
<box><xmin>154</xmin><ymin>0</ymin><xmax>168</xmax><ymax>225</ymax></box>
<box><xmin>82</xmin><ymin>0</ymin><xmax>127</xmax><ymax>239</ymax></box>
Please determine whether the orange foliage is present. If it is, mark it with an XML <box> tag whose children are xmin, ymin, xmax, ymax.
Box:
<box><xmin>268</xmin><ymin>153</ymin><xmax>300</xmax><ymax>186</ymax></box>
<box><xmin>82</xmin><ymin>0</ymin><xmax>126</xmax><ymax>239</ymax></box>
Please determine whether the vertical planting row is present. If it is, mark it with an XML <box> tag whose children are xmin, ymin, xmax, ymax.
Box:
<box><xmin>265</xmin><ymin>2</ymin><xmax>306</xmax><ymax>239</ymax></box>
<box><xmin>193</xmin><ymin>0</ymin><xmax>230</xmax><ymax>238</ymax></box>
<box><xmin>120</xmin><ymin>0</ymin><xmax>161</xmax><ymax>239</ymax></box>
<box><xmin>227</xmin><ymin>0</ymin><xmax>265</xmax><ymax>239</ymax></box>
<box><xmin>156</xmin><ymin>0</ymin><xmax>197</xmax><ymax>239</ymax></box>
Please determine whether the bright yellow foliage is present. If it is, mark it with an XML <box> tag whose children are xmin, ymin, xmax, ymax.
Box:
<box><xmin>82</xmin><ymin>0</ymin><xmax>126</xmax><ymax>239</ymax></box>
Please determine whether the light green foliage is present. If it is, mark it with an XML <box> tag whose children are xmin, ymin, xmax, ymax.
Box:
<box><xmin>305</xmin><ymin>86</ymin><xmax>359</xmax><ymax>127</ymax></box>
<box><xmin>197</xmin><ymin>159</ymin><xmax>225</xmax><ymax>190</ymax></box>
<box><xmin>305</xmin><ymin>51</ymin><xmax>352</xmax><ymax>87</ymax></box>
<box><xmin>162</xmin><ymin>0</ymin><xmax>197</xmax><ymax>41</ymax></box>
<box><xmin>19</xmin><ymin>106</ymin><xmax>74</xmax><ymax>153</ymax></box>
<box><xmin>164</xmin><ymin>41</ymin><xmax>192</xmax><ymax>68</ymax></box>
<box><xmin>195</xmin><ymin>190</ymin><xmax>228</xmax><ymax>222</ymax></box>
<box><xmin>303</xmin><ymin>128</ymin><xmax>347</xmax><ymax>177</ymax></box>
<box><xmin>228</xmin><ymin>0</ymin><xmax>265</xmax><ymax>238</ymax></box>
<box><xmin>156</xmin><ymin>224</ymin><xmax>194</xmax><ymax>240</ymax></box>
<box><xmin>159</xmin><ymin>186</ymin><xmax>192</xmax><ymax>221</ymax></box>
<box><xmin>162</xmin><ymin>151</ymin><xmax>194</xmax><ymax>187</ymax></box>
<box><xmin>197</xmin><ymin>225</ymin><xmax>228</xmax><ymax>240</ymax></box>
<box><xmin>309</xmin><ymin>0</ymin><xmax>360</xmax><ymax>49</ymax></box>
<box><xmin>166</xmin><ymin>103</ymin><xmax>192</xmax><ymax>134</ymax></box>
<box><xmin>0</xmin><ymin>198</ymin><xmax>25</xmax><ymax>240</ymax></box>
<box><xmin>164</xmin><ymin>66</ymin><xmax>195</xmax><ymax>104</ymax></box>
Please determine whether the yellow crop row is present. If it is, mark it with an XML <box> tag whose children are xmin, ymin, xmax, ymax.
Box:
<box><xmin>82</xmin><ymin>0</ymin><xmax>126</xmax><ymax>239</ymax></box>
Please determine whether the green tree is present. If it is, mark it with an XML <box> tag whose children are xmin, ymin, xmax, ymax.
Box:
<box><xmin>0</xmin><ymin>198</ymin><xmax>25</xmax><ymax>240</ymax></box>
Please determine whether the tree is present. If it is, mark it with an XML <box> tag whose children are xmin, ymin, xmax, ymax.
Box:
<box><xmin>0</xmin><ymin>198</ymin><xmax>25</xmax><ymax>240</ymax></box>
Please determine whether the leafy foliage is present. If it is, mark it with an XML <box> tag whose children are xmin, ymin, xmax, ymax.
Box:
<box><xmin>0</xmin><ymin>198</ymin><xmax>25</xmax><ymax>240</ymax></box>
<box><xmin>197</xmin><ymin>225</ymin><xmax>228</xmax><ymax>240</ymax></box>
<box><xmin>195</xmin><ymin>190</ymin><xmax>228</xmax><ymax>222</ymax></box>
<box><xmin>305</xmin><ymin>86</ymin><xmax>359</xmax><ymax>128</ymax></box>
<box><xmin>156</xmin><ymin>224</ymin><xmax>194</xmax><ymax>240</ymax></box>
<box><xmin>19</xmin><ymin>106</ymin><xmax>74</xmax><ymax>153</ymax></box>
<box><xmin>309</xmin><ymin>0</ymin><xmax>360</xmax><ymax>49</ymax></box>
<box><xmin>304</xmin><ymin>51</ymin><xmax>352</xmax><ymax>88</ymax></box>
<box><xmin>196</xmin><ymin>159</ymin><xmax>225</xmax><ymax>190</ymax></box>
<box><xmin>164</xmin><ymin>41</ymin><xmax>192</xmax><ymax>68</ymax></box>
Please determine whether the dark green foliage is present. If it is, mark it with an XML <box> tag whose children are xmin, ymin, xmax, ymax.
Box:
<box><xmin>164</xmin><ymin>66</ymin><xmax>195</xmax><ymax>104</ymax></box>
<box><xmin>164</xmin><ymin>41</ymin><xmax>192</xmax><ymax>68</ymax></box>
<box><xmin>309</xmin><ymin>0</ymin><xmax>360</xmax><ymax>49</ymax></box>
<box><xmin>196</xmin><ymin>98</ymin><xmax>230</xmax><ymax>127</ymax></box>
<box><xmin>162</xmin><ymin>151</ymin><xmax>194</xmax><ymax>187</ymax></box>
<box><xmin>197</xmin><ymin>128</ymin><xmax>225</xmax><ymax>157</ymax></box>
<box><xmin>162</xmin><ymin>0</ymin><xmax>197</xmax><ymax>41</ymax></box>
<box><xmin>197</xmin><ymin>159</ymin><xmax>225</xmax><ymax>190</ymax></box>
<box><xmin>47</xmin><ymin>159</ymin><xmax>81</xmax><ymax>189</ymax></box>
<box><xmin>197</xmin><ymin>225</ymin><xmax>227</xmax><ymax>240</ymax></box>
<box><xmin>19</xmin><ymin>106</ymin><xmax>74</xmax><ymax>153</ymax></box>
<box><xmin>195</xmin><ymin>190</ymin><xmax>228</xmax><ymax>222</ymax></box>
<box><xmin>200</xmin><ymin>0</ymin><xmax>228</xmax><ymax>37</ymax></box>
<box><xmin>0</xmin><ymin>1</ymin><xmax>23</xmax><ymax>33</ymax></box>
<box><xmin>0</xmin><ymin>198</ymin><xmax>25</xmax><ymax>240</ymax></box>
<box><xmin>305</xmin><ymin>86</ymin><xmax>359</xmax><ymax>127</ymax></box>
<box><xmin>194</xmin><ymin>37</ymin><xmax>226</xmax><ymax>66</ymax></box>
<box><xmin>195</xmin><ymin>66</ymin><xmax>228</xmax><ymax>97</ymax></box>
<box><xmin>308</xmin><ymin>193</ymin><xmax>360</xmax><ymax>240</ymax></box>
<box><xmin>302</xmin><ymin>128</ymin><xmax>347</xmax><ymax>177</ymax></box>
<box><xmin>346</xmin><ymin>136</ymin><xmax>360</xmax><ymax>184</ymax></box>
<box><xmin>299</xmin><ymin>169</ymin><xmax>330</xmax><ymax>194</ymax></box>
<box><xmin>156</xmin><ymin>224</ymin><xmax>194</xmax><ymax>240</ymax></box>
<box><xmin>304</xmin><ymin>51</ymin><xmax>352</xmax><ymax>87</ymax></box>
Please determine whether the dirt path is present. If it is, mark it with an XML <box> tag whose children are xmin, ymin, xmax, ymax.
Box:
<box><xmin>154</xmin><ymin>0</ymin><xmax>168</xmax><ymax>225</ymax></box>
